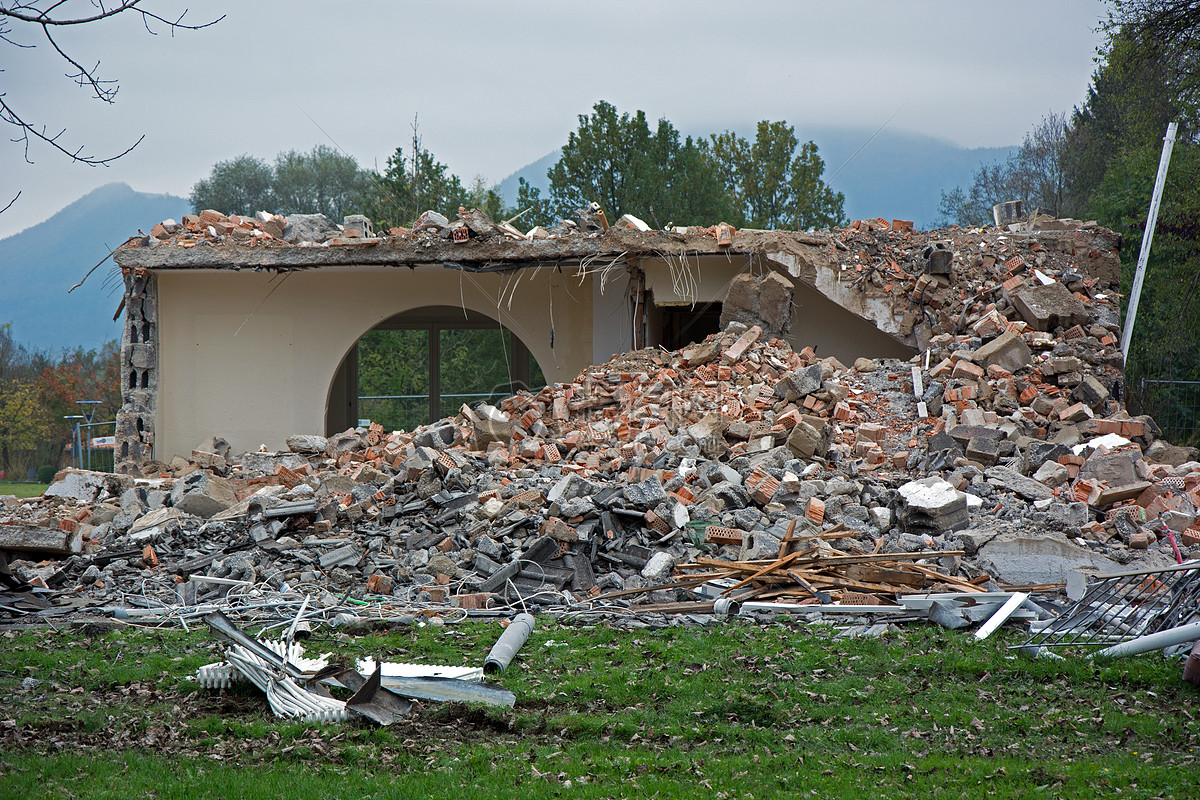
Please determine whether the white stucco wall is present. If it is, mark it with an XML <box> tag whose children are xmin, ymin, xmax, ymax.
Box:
<box><xmin>154</xmin><ymin>266</ymin><xmax>593</xmax><ymax>459</ymax></box>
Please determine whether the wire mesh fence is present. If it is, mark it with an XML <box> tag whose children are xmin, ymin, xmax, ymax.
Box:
<box><xmin>1018</xmin><ymin>561</ymin><xmax>1200</xmax><ymax>654</ymax></box>
<box><xmin>73</xmin><ymin>420</ymin><xmax>116</xmax><ymax>472</ymax></box>
<box><xmin>1130</xmin><ymin>378</ymin><xmax>1200</xmax><ymax>447</ymax></box>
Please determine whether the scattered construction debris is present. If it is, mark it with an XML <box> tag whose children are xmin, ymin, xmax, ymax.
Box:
<box><xmin>197</xmin><ymin>609</ymin><xmax>514</xmax><ymax>724</ymax></box>
<box><xmin>5</xmin><ymin>206</ymin><xmax>1200</xmax><ymax>682</ymax></box>
<box><xmin>1020</xmin><ymin>560</ymin><xmax>1200</xmax><ymax>656</ymax></box>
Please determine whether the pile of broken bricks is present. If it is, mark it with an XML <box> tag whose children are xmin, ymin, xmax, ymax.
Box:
<box><xmin>3</xmin><ymin>311</ymin><xmax>1199</xmax><ymax>629</ymax></box>
<box><xmin>7</xmin><ymin>206</ymin><xmax>1200</xmax><ymax>637</ymax></box>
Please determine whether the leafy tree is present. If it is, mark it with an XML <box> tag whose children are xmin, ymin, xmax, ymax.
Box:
<box><xmin>272</xmin><ymin>145</ymin><xmax>371</xmax><ymax>221</ymax></box>
<box><xmin>465</xmin><ymin>176</ymin><xmax>507</xmax><ymax>224</ymax></box>
<box><xmin>1103</xmin><ymin>1</ymin><xmax>1200</xmax><ymax>110</ymax></box>
<box><xmin>705</xmin><ymin>121</ymin><xmax>845</xmax><ymax>229</ymax></box>
<box><xmin>1064</xmin><ymin>32</ymin><xmax>1186</xmax><ymax>213</ymax></box>
<box><xmin>0</xmin><ymin>323</ymin><xmax>37</xmax><ymax>384</ymax></box>
<box><xmin>190</xmin><ymin>146</ymin><xmax>373</xmax><ymax>219</ymax></box>
<box><xmin>1093</xmin><ymin>142</ymin><xmax>1200</xmax><ymax>377</ymax></box>
<box><xmin>0</xmin><ymin>379</ymin><xmax>53</xmax><ymax>477</ymax></box>
<box><xmin>512</xmin><ymin>177</ymin><xmax>554</xmax><ymax>230</ymax></box>
<box><xmin>363</xmin><ymin>145</ymin><xmax>470</xmax><ymax>229</ymax></box>
<box><xmin>938</xmin><ymin>113</ymin><xmax>1073</xmax><ymax>226</ymax></box>
<box><xmin>362</xmin><ymin>118</ymin><xmax>471</xmax><ymax>229</ymax></box>
<box><xmin>667</xmin><ymin>136</ymin><xmax>739</xmax><ymax>227</ymax></box>
<box><xmin>189</xmin><ymin>154</ymin><xmax>275</xmax><ymax>216</ymax></box>
<box><xmin>547</xmin><ymin>101</ymin><xmax>734</xmax><ymax>226</ymax></box>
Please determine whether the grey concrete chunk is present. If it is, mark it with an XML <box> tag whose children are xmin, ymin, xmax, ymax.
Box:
<box><xmin>286</xmin><ymin>434</ymin><xmax>329</xmax><ymax>454</ymax></box>
<box><xmin>44</xmin><ymin>471</ymin><xmax>108</xmax><ymax>503</ymax></box>
<box><xmin>170</xmin><ymin>471</ymin><xmax>237</xmax><ymax>518</ymax></box>
<box><xmin>1012</xmin><ymin>282</ymin><xmax>1089</xmax><ymax>331</ymax></box>
<box><xmin>320</xmin><ymin>544</ymin><xmax>362</xmax><ymax>569</ymax></box>
<box><xmin>984</xmin><ymin>466</ymin><xmax>1054</xmax><ymax>501</ymax></box>
<box><xmin>897</xmin><ymin>477</ymin><xmax>969</xmax><ymax>534</ymax></box>
<box><xmin>978</xmin><ymin>532</ymin><xmax>1121</xmax><ymax>585</ymax></box>
<box><xmin>972</xmin><ymin>330</ymin><xmax>1032</xmax><ymax>373</ymax></box>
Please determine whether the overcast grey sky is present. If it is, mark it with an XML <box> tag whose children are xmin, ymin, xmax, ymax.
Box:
<box><xmin>0</xmin><ymin>0</ymin><xmax>1108</xmax><ymax>239</ymax></box>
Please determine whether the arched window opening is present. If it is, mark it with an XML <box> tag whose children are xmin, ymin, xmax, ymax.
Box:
<box><xmin>326</xmin><ymin>307</ymin><xmax>546</xmax><ymax>434</ymax></box>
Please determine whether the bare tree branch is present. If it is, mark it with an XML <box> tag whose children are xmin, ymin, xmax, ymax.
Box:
<box><xmin>1</xmin><ymin>93</ymin><xmax>144</xmax><ymax>164</ymax></box>
<box><xmin>1</xmin><ymin>1</ymin><xmax>222</xmax><ymax>31</ymax></box>
<box><xmin>0</xmin><ymin>190</ymin><xmax>19</xmax><ymax>215</ymax></box>
<box><xmin>0</xmin><ymin>1</ymin><xmax>222</xmax><ymax>164</ymax></box>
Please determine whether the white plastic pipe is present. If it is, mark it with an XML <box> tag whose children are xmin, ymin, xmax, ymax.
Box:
<box><xmin>1095</xmin><ymin>621</ymin><xmax>1200</xmax><ymax>658</ymax></box>
<box><xmin>484</xmin><ymin>613</ymin><xmax>535</xmax><ymax>674</ymax></box>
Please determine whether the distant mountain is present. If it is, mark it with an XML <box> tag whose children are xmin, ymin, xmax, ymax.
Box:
<box><xmin>496</xmin><ymin>127</ymin><xmax>1017</xmax><ymax>230</ymax></box>
<box><xmin>0</xmin><ymin>183</ymin><xmax>189</xmax><ymax>352</ymax></box>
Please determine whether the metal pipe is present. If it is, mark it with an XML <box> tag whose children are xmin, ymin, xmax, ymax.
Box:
<box><xmin>1095</xmin><ymin>621</ymin><xmax>1200</xmax><ymax>658</ymax></box>
<box><xmin>483</xmin><ymin>612</ymin><xmax>535</xmax><ymax>675</ymax></box>
<box><xmin>1121</xmin><ymin>121</ymin><xmax>1178</xmax><ymax>360</ymax></box>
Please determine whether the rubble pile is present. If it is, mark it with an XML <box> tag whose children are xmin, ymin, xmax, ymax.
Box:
<box><xmin>139</xmin><ymin>202</ymin><xmax>643</xmax><ymax>251</ymax></box>
<box><xmin>5</xmin><ymin>205</ymin><xmax>1200</xmax><ymax>624</ymax></box>
<box><xmin>3</xmin><ymin>310</ymin><xmax>1199</xmax><ymax>622</ymax></box>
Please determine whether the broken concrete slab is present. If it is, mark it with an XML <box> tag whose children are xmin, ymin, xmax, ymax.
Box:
<box><xmin>44</xmin><ymin>471</ymin><xmax>110</xmax><ymax>503</ymax></box>
<box><xmin>1079</xmin><ymin>450</ymin><xmax>1138</xmax><ymax>487</ymax></box>
<box><xmin>720</xmin><ymin>272</ymin><xmax>794</xmax><ymax>336</ymax></box>
<box><xmin>896</xmin><ymin>477</ymin><xmax>969</xmax><ymax>535</ymax></box>
<box><xmin>977</xmin><ymin>531</ymin><xmax>1121</xmax><ymax>586</ymax></box>
<box><xmin>0</xmin><ymin>524</ymin><xmax>84</xmax><ymax>555</ymax></box>
<box><xmin>972</xmin><ymin>330</ymin><xmax>1032</xmax><ymax>373</ymax></box>
<box><xmin>170</xmin><ymin>471</ymin><xmax>237</xmax><ymax>518</ymax></box>
<box><xmin>1011</xmin><ymin>282</ymin><xmax>1089</xmax><ymax>331</ymax></box>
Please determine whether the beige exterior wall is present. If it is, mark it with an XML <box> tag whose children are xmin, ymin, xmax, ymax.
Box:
<box><xmin>152</xmin><ymin>256</ymin><xmax>912</xmax><ymax>461</ymax></box>
<box><xmin>154</xmin><ymin>266</ymin><xmax>594</xmax><ymax>459</ymax></box>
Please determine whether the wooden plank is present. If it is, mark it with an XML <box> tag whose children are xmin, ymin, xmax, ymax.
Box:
<box><xmin>844</xmin><ymin>564</ymin><xmax>928</xmax><ymax>588</ymax></box>
<box><xmin>777</xmin><ymin>518</ymin><xmax>799</xmax><ymax>560</ymax></box>
<box><xmin>790</xmin><ymin>550</ymin><xmax>965</xmax><ymax>569</ymax></box>
<box><xmin>722</xmin><ymin>551</ymin><xmax>805</xmax><ymax>594</ymax></box>
<box><xmin>906</xmin><ymin>564</ymin><xmax>985</xmax><ymax>593</ymax></box>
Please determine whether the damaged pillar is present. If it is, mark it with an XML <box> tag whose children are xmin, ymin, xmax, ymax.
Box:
<box><xmin>115</xmin><ymin>268</ymin><xmax>158</xmax><ymax>475</ymax></box>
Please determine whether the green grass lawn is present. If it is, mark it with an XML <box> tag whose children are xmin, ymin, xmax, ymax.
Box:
<box><xmin>0</xmin><ymin>481</ymin><xmax>47</xmax><ymax>498</ymax></box>
<box><xmin>0</xmin><ymin>618</ymin><xmax>1196</xmax><ymax>799</ymax></box>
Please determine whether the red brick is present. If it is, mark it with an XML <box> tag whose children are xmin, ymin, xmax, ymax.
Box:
<box><xmin>453</xmin><ymin>592</ymin><xmax>493</xmax><ymax>610</ymax></box>
<box><xmin>805</xmin><ymin>497</ymin><xmax>825</xmax><ymax>524</ymax></box>
<box><xmin>1121</xmin><ymin>420</ymin><xmax>1145</xmax><ymax>437</ymax></box>
<box><xmin>366</xmin><ymin>573</ymin><xmax>394</xmax><ymax>594</ymax></box>
<box><xmin>952</xmin><ymin>360</ymin><xmax>985</xmax><ymax>380</ymax></box>
<box><xmin>705</xmin><ymin>526</ymin><xmax>744</xmax><ymax>545</ymax></box>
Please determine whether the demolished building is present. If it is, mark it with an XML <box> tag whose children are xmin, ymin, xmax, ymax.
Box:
<box><xmin>110</xmin><ymin>208</ymin><xmax>1122</xmax><ymax>472</ymax></box>
<box><xmin>2</xmin><ymin>205</ymin><xmax>1199</xmax><ymax>627</ymax></box>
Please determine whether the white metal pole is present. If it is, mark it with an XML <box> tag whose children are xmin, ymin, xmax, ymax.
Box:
<box><xmin>1120</xmin><ymin>122</ymin><xmax>1178</xmax><ymax>361</ymax></box>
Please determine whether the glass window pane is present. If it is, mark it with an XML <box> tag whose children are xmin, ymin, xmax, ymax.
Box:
<box><xmin>357</xmin><ymin>329</ymin><xmax>429</xmax><ymax>431</ymax></box>
<box><xmin>439</xmin><ymin>328</ymin><xmax>513</xmax><ymax>418</ymax></box>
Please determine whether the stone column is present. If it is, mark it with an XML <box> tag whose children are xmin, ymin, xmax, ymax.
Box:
<box><xmin>114</xmin><ymin>269</ymin><xmax>158</xmax><ymax>475</ymax></box>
